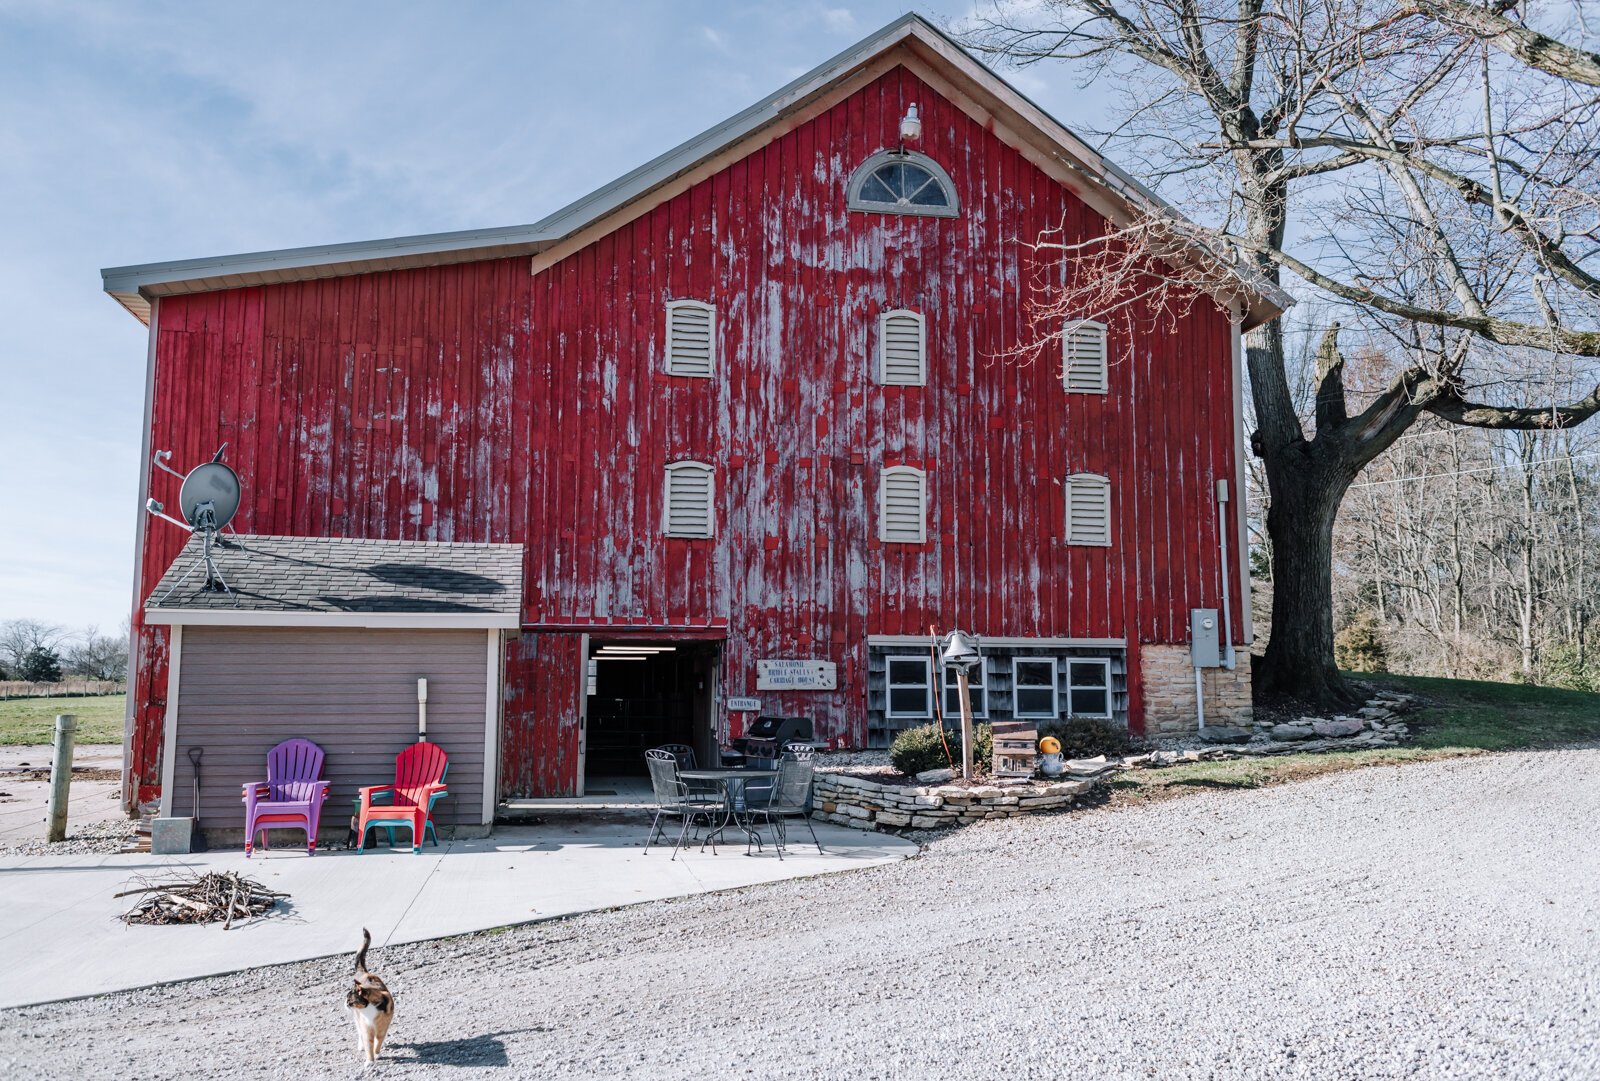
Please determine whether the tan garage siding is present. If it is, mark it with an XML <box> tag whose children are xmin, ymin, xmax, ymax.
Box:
<box><xmin>168</xmin><ymin>626</ymin><xmax>490</xmax><ymax>833</ymax></box>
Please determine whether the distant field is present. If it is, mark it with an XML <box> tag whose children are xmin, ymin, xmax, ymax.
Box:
<box><xmin>0</xmin><ymin>695</ymin><xmax>125</xmax><ymax>745</ymax></box>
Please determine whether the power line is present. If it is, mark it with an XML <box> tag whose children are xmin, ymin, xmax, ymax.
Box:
<box><xmin>1347</xmin><ymin>449</ymin><xmax>1600</xmax><ymax>489</ymax></box>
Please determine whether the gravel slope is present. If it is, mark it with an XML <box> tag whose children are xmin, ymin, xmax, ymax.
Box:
<box><xmin>5</xmin><ymin>747</ymin><xmax>1599</xmax><ymax>1080</ymax></box>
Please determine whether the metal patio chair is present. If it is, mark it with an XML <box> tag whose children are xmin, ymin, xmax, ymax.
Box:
<box><xmin>656</xmin><ymin>743</ymin><xmax>720</xmax><ymax>798</ymax></box>
<box><xmin>747</xmin><ymin>749</ymin><xmax>823</xmax><ymax>859</ymax></box>
<box><xmin>656</xmin><ymin>743</ymin><xmax>696</xmax><ymax>768</ymax></box>
<box><xmin>643</xmin><ymin>748</ymin><xmax>719</xmax><ymax>860</ymax></box>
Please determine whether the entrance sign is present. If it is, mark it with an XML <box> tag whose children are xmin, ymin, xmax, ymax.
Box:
<box><xmin>756</xmin><ymin>659</ymin><xmax>837</xmax><ymax>691</ymax></box>
<box><xmin>726</xmin><ymin>697</ymin><xmax>762</xmax><ymax>712</ymax></box>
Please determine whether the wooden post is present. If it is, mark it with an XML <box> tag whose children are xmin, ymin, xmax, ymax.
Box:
<box><xmin>47</xmin><ymin>714</ymin><xmax>76</xmax><ymax>843</ymax></box>
<box><xmin>955</xmin><ymin>669</ymin><xmax>974</xmax><ymax>781</ymax></box>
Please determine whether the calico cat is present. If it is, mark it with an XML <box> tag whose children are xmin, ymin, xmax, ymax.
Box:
<box><xmin>346</xmin><ymin>928</ymin><xmax>395</xmax><ymax>1064</ymax></box>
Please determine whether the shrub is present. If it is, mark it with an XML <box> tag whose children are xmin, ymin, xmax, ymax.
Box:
<box><xmin>1035</xmin><ymin>716</ymin><xmax>1139</xmax><ymax>758</ymax></box>
<box><xmin>1335</xmin><ymin>612</ymin><xmax>1388</xmax><ymax>673</ymax></box>
<box><xmin>1538</xmin><ymin>645</ymin><xmax>1600</xmax><ymax>693</ymax></box>
<box><xmin>17</xmin><ymin>646</ymin><xmax>63</xmax><ymax>683</ymax></box>
<box><xmin>890</xmin><ymin>722</ymin><xmax>992</xmax><ymax>776</ymax></box>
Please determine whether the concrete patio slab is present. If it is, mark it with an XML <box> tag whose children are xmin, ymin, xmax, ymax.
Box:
<box><xmin>0</xmin><ymin>818</ymin><xmax>913</xmax><ymax>1009</ymax></box>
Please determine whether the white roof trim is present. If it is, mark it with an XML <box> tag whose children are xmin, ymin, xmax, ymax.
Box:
<box><xmin>143</xmin><ymin>609</ymin><xmax>520</xmax><ymax>630</ymax></box>
<box><xmin>100</xmin><ymin>13</ymin><xmax>1288</xmax><ymax>328</ymax></box>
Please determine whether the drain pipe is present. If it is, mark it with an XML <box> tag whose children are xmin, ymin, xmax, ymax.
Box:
<box><xmin>1216</xmin><ymin>479</ymin><xmax>1237</xmax><ymax>671</ymax></box>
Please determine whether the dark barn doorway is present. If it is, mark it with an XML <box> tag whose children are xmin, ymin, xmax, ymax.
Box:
<box><xmin>584</xmin><ymin>640</ymin><xmax>720</xmax><ymax>784</ymax></box>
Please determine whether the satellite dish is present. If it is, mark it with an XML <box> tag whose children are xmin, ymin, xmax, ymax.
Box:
<box><xmin>178</xmin><ymin>462</ymin><xmax>241</xmax><ymax>531</ymax></box>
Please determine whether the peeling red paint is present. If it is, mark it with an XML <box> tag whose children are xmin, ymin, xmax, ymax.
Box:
<box><xmin>127</xmin><ymin>66</ymin><xmax>1241</xmax><ymax>802</ymax></box>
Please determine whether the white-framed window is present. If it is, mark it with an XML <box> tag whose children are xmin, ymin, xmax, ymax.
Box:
<box><xmin>941</xmin><ymin>658</ymin><xmax>987</xmax><ymax>719</ymax></box>
<box><xmin>878</xmin><ymin>309</ymin><xmax>927</xmax><ymax>386</ymax></box>
<box><xmin>879</xmin><ymin>466</ymin><xmax>927</xmax><ymax>544</ymax></box>
<box><xmin>665</xmin><ymin>299</ymin><xmax>715</xmax><ymax>377</ymax></box>
<box><xmin>1012</xmin><ymin>657</ymin><xmax>1058</xmax><ymax>720</ymax></box>
<box><xmin>886</xmin><ymin>655</ymin><xmax>933</xmax><ymax>719</ymax></box>
<box><xmin>846</xmin><ymin>150</ymin><xmax>960</xmax><ymax>218</ymax></box>
<box><xmin>1065</xmin><ymin>473</ymin><xmax>1112</xmax><ymax>547</ymax></box>
<box><xmin>663</xmin><ymin>460</ymin><xmax>714</xmax><ymax>538</ymax></box>
<box><xmin>1066</xmin><ymin>659</ymin><xmax>1112</xmax><ymax>717</ymax></box>
<box><xmin>1063</xmin><ymin>320</ymin><xmax>1109</xmax><ymax>394</ymax></box>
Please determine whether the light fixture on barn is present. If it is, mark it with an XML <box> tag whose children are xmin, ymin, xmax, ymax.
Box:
<box><xmin>940</xmin><ymin>629</ymin><xmax>981</xmax><ymax>780</ymax></box>
<box><xmin>899</xmin><ymin>103</ymin><xmax>923</xmax><ymax>146</ymax></box>
<box><xmin>146</xmin><ymin>444</ymin><xmax>245</xmax><ymax>605</ymax></box>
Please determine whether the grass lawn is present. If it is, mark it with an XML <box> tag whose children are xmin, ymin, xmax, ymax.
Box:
<box><xmin>0</xmin><ymin>694</ymin><xmax>126</xmax><ymax>745</ymax></box>
<box><xmin>1113</xmin><ymin>673</ymin><xmax>1600</xmax><ymax>805</ymax></box>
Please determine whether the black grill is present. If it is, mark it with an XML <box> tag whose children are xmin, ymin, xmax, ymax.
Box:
<box><xmin>730</xmin><ymin>715</ymin><xmax>816</xmax><ymax>766</ymax></box>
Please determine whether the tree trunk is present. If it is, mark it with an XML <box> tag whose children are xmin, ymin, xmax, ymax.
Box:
<box><xmin>1254</xmin><ymin>446</ymin><xmax>1361</xmax><ymax>706</ymax></box>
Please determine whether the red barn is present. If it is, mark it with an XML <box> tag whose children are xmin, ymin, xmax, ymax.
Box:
<box><xmin>104</xmin><ymin>14</ymin><xmax>1281</xmax><ymax>818</ymax></box>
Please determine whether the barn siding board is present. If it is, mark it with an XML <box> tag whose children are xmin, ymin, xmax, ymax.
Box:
<box><xmin>500</xmin><ymin>633</ymin><xmax>584</xmax><ymax>798</ymax></box>
<box><xmin>128</xmin><ymin>64</ymin><xmax>1245</xmax><ymax>801</ymax></box>
<box><xmin>166</xmin><ymin>627</ymin><xmax>487</xmax><ymax>831</ymax></box>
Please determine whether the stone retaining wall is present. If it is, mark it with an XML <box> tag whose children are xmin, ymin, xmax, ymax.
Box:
<box><xmin>1141</xmin><ymin>645</ymin><xmax>1252</xmax><ymax>737</ymax></box>
<box><xmin>813</xmin><ymin>772</ymin><xmax>1099</xmax><ymax>831</ymax></box>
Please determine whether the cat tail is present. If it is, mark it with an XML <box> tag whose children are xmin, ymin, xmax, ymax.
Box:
<box><xmin>355</xmin><ymin>928</ymin><xmax>371</xmax><ymax>975</ymax></box>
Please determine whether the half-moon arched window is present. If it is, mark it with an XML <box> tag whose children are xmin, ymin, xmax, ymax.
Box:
<box><xmin>846</xmin><ymin>151</ymin><xmax>959</xmax><ymax>218</ymax></box>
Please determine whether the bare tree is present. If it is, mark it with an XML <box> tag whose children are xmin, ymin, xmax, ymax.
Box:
<box><xmin>1332</xmin><ymin>412</ymin><xmax>1600</xmax><ymax>688</ymax></box>
<box><xmin>0</xmin><ymin>619</ymin><xmax>67</xmax><ymax>676</ymax></box>
<box><xmin>962</xmin><ymin>0</ymin><xmax>1600</xmax><ymax>705</ymax></box>
<box><xmin>64</xmin><ymin>624</ymin><xmax>130</xmax><ymax>682</ymax></box>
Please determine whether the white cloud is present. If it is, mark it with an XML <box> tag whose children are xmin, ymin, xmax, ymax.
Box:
<box><xmin>820</xmin><ymin>7</ymin><xmax>857</xmax><ymax>34</ymax></box>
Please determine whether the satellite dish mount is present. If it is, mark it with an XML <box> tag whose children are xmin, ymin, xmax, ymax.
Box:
<box><xmin>147</xmin><ymin>446</ymin><xmax>243</xmax><ymax>603</ymax></box>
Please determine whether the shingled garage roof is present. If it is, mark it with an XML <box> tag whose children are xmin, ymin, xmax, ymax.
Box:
<box><xmin>144</xmin><ymin>534</ymin><xmax>524</xmax><ymax>628</ymax></box>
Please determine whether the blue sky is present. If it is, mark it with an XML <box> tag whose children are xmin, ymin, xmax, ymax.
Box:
<box><xmin>0</xmin><ymin>1</ymin><xmax>1110</xmax><ymax>633</ymax></box>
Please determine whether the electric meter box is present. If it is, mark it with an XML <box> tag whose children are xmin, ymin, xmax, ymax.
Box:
<box><xmin>1190</xmin><ymin>608</ymin><xmax>1221</xmax><ymax>668</ymax></box>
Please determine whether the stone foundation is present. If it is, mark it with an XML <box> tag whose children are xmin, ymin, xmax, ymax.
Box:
<box><xmin>813</xmin><ymin>772</ymin><xmax>1100</xmax><ymax>832</ymax></box>
<box><xmin>1140</xmin><ymin>645</ymin><xmax>1252</xmax><ymax>738</ymax></box>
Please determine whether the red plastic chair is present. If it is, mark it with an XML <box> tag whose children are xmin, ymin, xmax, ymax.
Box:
<box><xmin>242</xmin><ymin>738</ymin><xmax>330</xmax><ymax>857</ymax></box>
<box><xmin>355</xmin><ymin>742</ymin><xmax>449</xmax><ymax>854</ymax></box>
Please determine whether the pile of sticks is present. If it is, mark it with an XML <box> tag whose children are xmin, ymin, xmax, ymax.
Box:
<box><xmin>116</xmin><ymin>871</ymin><xmax>288</xmax><ymax>929</ymax></box>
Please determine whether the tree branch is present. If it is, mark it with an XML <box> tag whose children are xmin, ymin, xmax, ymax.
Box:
<box><xmin>1409</xmin><ymin>0</ymin><xmax>1600</xmax><ymax>86</ymax></box>
<box><xmin>1248</xmin><ymin>240</ymin><xmax>1600</xmax><ymax>354</ymax></box>
<box><xmin>1314</xmin><ymin>323</ymin><xmax>1350</xmax><ymax>431</ymax></box>
<box><xmin>1221</xmin><ymin>135</ymin><xmax>1600</xmax><ymax>298</ymax></box>
<box><xmin>1424</xmin><ymin>384</ymin><xmax>1600</xmax><ymax>428</ymax></box>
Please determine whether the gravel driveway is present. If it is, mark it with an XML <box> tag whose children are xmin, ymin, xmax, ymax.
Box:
<box><xmin>5</xmin><ymin>747</ymin><xmax>1598</xmax><ymax>1080</ymax></box>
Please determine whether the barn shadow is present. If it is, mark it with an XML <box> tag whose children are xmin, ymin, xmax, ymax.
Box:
<box><xmin>365</xmin><ymin>563</ymin><xmax>506</xmax><ymax>594</ymax></box>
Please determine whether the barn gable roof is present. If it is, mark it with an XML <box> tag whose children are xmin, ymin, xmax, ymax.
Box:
<box><xmin>100</xmin><ymin>13</ymin><xmax>1289</xmax><ymax>329</ymax></box>
<box><xmin>144</xmin><ymin>534</ymin><xmax>524</xmax><ymax>629</ymax></box>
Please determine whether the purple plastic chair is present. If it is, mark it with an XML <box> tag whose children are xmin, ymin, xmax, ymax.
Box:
<box><xmin>242</xmin><ymin>738</ymin><xmax>330</xmax><ymax>857</ymax></box>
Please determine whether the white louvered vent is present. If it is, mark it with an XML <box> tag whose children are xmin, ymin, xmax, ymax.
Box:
<box><xmin>879</xmin><ymin>466</ymin><xmax>927</xmax><ymax>544</ymax></box>
<box><xmin>879</xmin><ymin>310</ymin><xmax>927</xmax><ymax>386</ymax></box>
<box><xmin>665</xmin><ymin>300</ymin><xmax>715</xmax><ymax>378</ymax></box>
<box><xmin>1065</xmin><ymin>473</ymin><xmax>1112</xmax><ymax>547</ymax></box>
<box><xmin>1063</xmin><ymin>320</ymin><xmax>1109</xmax><ymax>394</ymax></box>
<box><xmin>664</xmin><ymin>461</ymin><xmax>715</xmax><ymax>538</ymax></box>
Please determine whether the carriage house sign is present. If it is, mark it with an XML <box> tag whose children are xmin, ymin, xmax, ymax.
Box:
<box><xmin>757</xmin><ymin>659</ymin><xmax>838</xmax><ymax>691</ymax></box>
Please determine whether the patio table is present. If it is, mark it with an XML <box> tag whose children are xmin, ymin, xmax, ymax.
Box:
<box><xmin>677</xmin><ymin>768</ymin><xmax>779</xmax><ymax>852</ymax></box>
